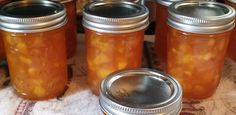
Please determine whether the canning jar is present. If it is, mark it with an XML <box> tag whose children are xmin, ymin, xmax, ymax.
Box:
<box><xmin>154</xmin><ymin>0</ymin><xmax>180</xmax><ymax>71</ymax></box>
<box><xmin>0</xmin><ymin>0</ymin><xmax>68</xmax><ymax>100</ymax></box>
<box><xmin>0</xmin><ymin>0</ymin><xmax>12</xmax><ymax>60</ymax></box>
<box><xmin>53</xmin><ymin>0</ymin><xmax>77</xmax><ymax>58</ymax></box>
<box><xmin>225</xmin><ymin>0</ymin><xmax>236</xmax><ymax>61</ymax></box>
<box><xmin>99</xmin><ymin>68</ymin><xmax>182</xmax><ymax>115</ymax></box>
<box><xmin>167</xmin><ymin>1</ymin><xmax>235</xmax><ymax>99</ymax></box>
<box><xmin>82</xmin><ymin>1</ymin><xmax>149</xmax><ymax>95</ymax></box>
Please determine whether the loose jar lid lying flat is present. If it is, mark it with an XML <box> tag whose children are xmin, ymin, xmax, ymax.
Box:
<box><xmin>99</xmin><ymin>68</ymin><xmax>182</xmax><ymax>115</ymax></box>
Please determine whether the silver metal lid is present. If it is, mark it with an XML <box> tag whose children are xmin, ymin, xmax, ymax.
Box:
<box><xmin>156</xmin><ymin>0</ymin><xmax>216</xmax><ymax>6</ymax></box>
<box><xmin>168</xmin><ymin>1</ymin><xmax>236</xmax><ymax>34</ymax></box>
<box><xmin>99</xmin><ymin>68</ymin><xmax>182</xmax><ymax>115</ymax></box>
<box><xmin>52</xmin><ymin>0</ymin><xmax>74</xmax><ymax>4</ymax></box>
<box><xmin>156</xmin><ymin>0</ymin><xmax>180</xmax><ymax>7</ymax></box>
<box><xmin>227</xmin><ymin>0</ymin><xmax>236</xmax><ymax>4</ymax></box>
<box><xmin>0</xmin><ymin>0</ymin><xmax>67</xmax><ymax>33</ymax></box>
<box><xmin>82</xmin><ymin>1</ymin><xmax>149</xmax><ymax>33</ymax></box>
<box><xmin>92</xmin><ymin>0</ymin><xmax>141</xmax><ymax>4</ymax></box>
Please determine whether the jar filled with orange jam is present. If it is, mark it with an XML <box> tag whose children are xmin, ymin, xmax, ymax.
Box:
<box><xmin>0</xmin><ymin>0</ymin><xmax>68</xmax><ymax>100</ymax></box>
<box><xmin>167</xmin><ymin>1</ymin><xmax>235</xmax><ymax>99</ymax></box>
<box><xmin>225</xmin><ymin>0</ymin><xmax>236</xmax><ymax>61</ymax></box>
<box><xmin>0</xmin><ymin>0</ymin><xmax>12</xmax><ymax>60</ymax></box>
<box><xmin>154</xmin><ymin>0</ymin><xmax>179</xmax><ymax>71</ymax></box>
<box><xmin>53</xmin><ymin>0</ymin><xmax>77</xmax><ymax>58</ymax></box>
<box><xmin>82</xmin><ymin>1</ymin><xmax>149</xmax><ymax>95</ymax></box>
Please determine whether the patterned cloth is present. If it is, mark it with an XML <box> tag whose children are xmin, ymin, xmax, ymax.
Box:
<box><xmin>0</xmin><ymin>35</ymin><xmax>235</xmax><ymax>115</ymax></box>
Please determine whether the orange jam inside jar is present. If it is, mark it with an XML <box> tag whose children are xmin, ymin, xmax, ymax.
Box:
<box><xmin>0</xmin><ymin>0</ymin><xmax>12</xmax><ymax>60</ymax></box>
<box><xmin>0</xmin><ymin>0</ymin><xmax>68</xmax><ymax>100</ymax></box>
<box><xmin>154</xmin><ymin>0</ymin><xmax>180</xmax><ymax>71</ymax></box>
<box><xmin>56</xmin><ymin>0</ymin><xmax>77</xmax><ymax>58</ymax></box>
<box><xmin>83</xmin><ymin>1</ymin><xmax>149</xmax><ymax>95</ymax></box>
<box><xmin>0</xmin><ymin>31</ymin><xmax>5</xmax><ymax>60</ymax></box>
<box><xmin>53</xmin><ymin>0</ymin><xmax>77</xmax><ymax>58</ymax></box>
<box><xmin>225</xmin><ymin>0</ymin><xmax>236</xmax><ymax>61</ymax></box>
<box><xmin>167</xmin><ymin>1</ymin><xmax>235</xmax><ymax>99</ymax></box>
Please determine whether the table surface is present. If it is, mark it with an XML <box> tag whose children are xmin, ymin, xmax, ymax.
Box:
<box><xmin>0</xmin><ymin>35</ymin><xmax>235</xmax><ymax>115</ymax></box>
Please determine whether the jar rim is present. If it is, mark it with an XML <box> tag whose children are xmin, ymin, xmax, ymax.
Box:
<box><xmin>167</xmin><ymin>1</ymin><xmax>235</xmax><ymax>34</ymax></box>
<box><xmin>0</xmin><ymin>0</ymin><xmax>67</xmax><ymax>33</ymax></box>
<box><xmin>99</xmin><ymin>68</ymin><xmax>182</xmax><ymax>115</ymax></box>
<box><xmin>82</xmin><ymin>1</ymin><xmax>149</xmax><ymax>33</ymax></box>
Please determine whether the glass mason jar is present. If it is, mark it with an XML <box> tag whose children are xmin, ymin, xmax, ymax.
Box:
<box><xmin>82</xmin><ymin>1</ymin><xmax>149</xmax><ymax>95</ymax></box>
<box><xmin>99</xmin><ymin>68</ymin><xmax>182</xmax><ymax>115</ymax></box>
<box><xmin>225</xmin><ymin>0</ymin><xmax>236</xmax><ymax>61</ymax></box>
<box><xmin>167</xmin><ymin>1</ymin><xmax>235</xmax><ymax>99</ymax></box>
<box><xmin>0</xmin><ymin>0</ymin><xmax>12</xmax><ymax>60</ymax></box>
<box><xmin>0</xmin><ymin>0</ymin><xmax>68</xmax><ymax>100</ymax></box>
<box><xmin>154</xmin><ymin>0</ymin><xmax>180</xmax><ymax>71</ymax></box>
<box><xmin>53</xmin><ymin>0</ymin><xmax>77</xmax><ymax>58</ymax></box>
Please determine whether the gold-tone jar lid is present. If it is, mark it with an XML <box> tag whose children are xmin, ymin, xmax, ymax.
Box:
<box><xmin>0</xmin><ymin>0</ymin><xmax>67</xmax><ymax>33</ymax></box>
<box><xmin>168</xmin><ymin>1</ymin><xmax>235</xmax><ymax>34</ymax></box>
<box><xmin>82</xmin><ymin>1</ymin><xmax>149</xmax><ymax>33</ymax></box>
<box><xmin>99</xmin><ymin>68</ymin><xmax>182</xmax><ymax>115</ymax></box>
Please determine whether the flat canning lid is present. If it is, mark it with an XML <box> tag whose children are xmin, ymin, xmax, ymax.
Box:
<box><xmin>99</xmin><ymin>68</ymin><xmax>182</xmax><ymax>115</ymax></box>
<box><xmin>168</xmin><ymin>1</ymin><xmax>236</xmax><ymax>34</ymax></box>
<box><xmin>156</xmin><ymin>0</ymin><xmax>180</xmax><ymax>7</ymax></box>
<box><xmin>0</xmin><ymin>0</ymin><xmax>67</xmax><ymax>33</ymax></box>
<box><xmin>227</xmin><ymin>0</ymin><xmax>236</xmax><ymax>4</ymax></box>
<box><xmin>92</xmin><ymin>0</ymin><xmax>141</xmax><ymax>4</ymax></box>
<box><xmin>82</xmin><ymin>1</ymin><xmax>149</xmax><ymax>33</ymax></box>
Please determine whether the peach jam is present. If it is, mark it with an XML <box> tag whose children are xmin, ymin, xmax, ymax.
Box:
<box><xmin>154</xmin><ymin>0</ymin><xmax>180</xmax><ymax>71</ymax></box>
<box><xmin>82</xmin><ymin>1</ymin><xmax>149</xmax><ymax>95</ymax></box>
<box><xmin>167</xmin><ymin>1</ymin><xmax>235</xmax><ymax>99</ymax></box>
<box><xmin>0</xmin><ymin>0</ymin><xmax>68</xmax><ymax>100</ymax></box>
